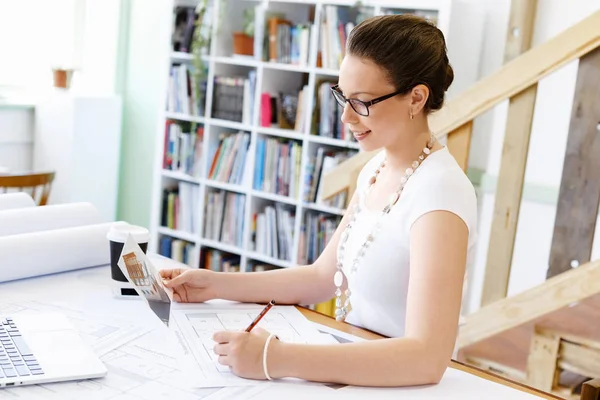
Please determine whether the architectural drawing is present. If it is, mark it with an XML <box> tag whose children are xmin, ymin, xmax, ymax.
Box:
<box><xmin>169</xmin><ymin>303</ymin><xmax>331</xmax><ymax>388</ymax></box>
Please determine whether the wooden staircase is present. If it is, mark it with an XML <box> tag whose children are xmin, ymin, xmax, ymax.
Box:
<box><xmin>320</xmin><ymin>8</ymin><xmax>600</xmax><ymax>400</ymax></box>
<box><xmin>458</xmin><ymin>259</ymin><xmax>600</xmax><ymax>399</ymax></box>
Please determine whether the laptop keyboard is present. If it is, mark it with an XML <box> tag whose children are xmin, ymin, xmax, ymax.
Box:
<box><xmin>0</xmin><ymin>317</ymin><xmax>44</xmax><ymax>379</ymax></box>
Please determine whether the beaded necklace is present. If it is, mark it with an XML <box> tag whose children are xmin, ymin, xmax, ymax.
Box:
<box><xmin>333</xmin><ymin>134</ymin><xmax>436</xmax><ymax>321</ymax></box>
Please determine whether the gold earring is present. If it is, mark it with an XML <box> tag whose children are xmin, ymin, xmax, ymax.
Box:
<box><xmin>410</xmin><ymin>110</ymin><xmax>414</xmax><ymax>120</ymax></box>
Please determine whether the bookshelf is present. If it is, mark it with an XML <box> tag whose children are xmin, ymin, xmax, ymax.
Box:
<box><xmin>149</xmin><ymin>0</ymin><xmax>470</xmax><ymax>314</ymax></box>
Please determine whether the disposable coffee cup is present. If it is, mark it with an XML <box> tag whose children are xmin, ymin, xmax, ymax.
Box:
<box><xmin>106</xmin><ymin>222</ymin><xmax>150</xmax><ymax>288</ymax></box>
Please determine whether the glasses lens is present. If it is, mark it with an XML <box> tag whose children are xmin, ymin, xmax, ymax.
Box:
<box><xmin>332</xmin><ymin>90</ymin><xmax>345</xmax><ymax>108</ymax></box>
<box><xmin>349</xmin><ymin>100</ymin><xmax>368</xmax><ymax>116</ymax></box>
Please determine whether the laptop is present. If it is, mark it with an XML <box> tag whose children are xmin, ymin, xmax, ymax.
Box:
<box><xmin>0</xmin><ymin>312</ymin><xmax>107</xmax><ymax>387</ymax></box>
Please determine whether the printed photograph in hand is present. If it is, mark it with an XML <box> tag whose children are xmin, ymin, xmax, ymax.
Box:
<box><xmin>117</xmin><ymin>235</ymin><xmax>171</xmax><ymax>303</ymax></box>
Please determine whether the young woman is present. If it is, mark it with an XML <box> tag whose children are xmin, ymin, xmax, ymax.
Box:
<box><xmin>160</xmin><ymin>14</ymin><xmax>478</xmax><ymax>387</ymax></box>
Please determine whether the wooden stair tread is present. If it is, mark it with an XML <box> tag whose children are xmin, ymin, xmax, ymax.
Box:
<box><xmin>462</xmin><ymin>293</ymin><xmax>600</xmax><ymax>372</ymax></box>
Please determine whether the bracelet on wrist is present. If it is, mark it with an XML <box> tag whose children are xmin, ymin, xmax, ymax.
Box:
<box><xmin>263</xmin><ymin>333</ymin><xmax>279</xmax><ymax>380</ymax></box>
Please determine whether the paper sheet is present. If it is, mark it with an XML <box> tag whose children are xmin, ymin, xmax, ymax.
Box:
<box><xmin>310</xmin><ymin>321</ymin><xmax>366</xmax><ymax>344</ymax></box>
<box><xmin>169</xmin><ymin>302</ymin><xmax>333</xmax><ymax>388</ymax></box>
<box><xmin>0</xmin><ymin>222</ymin><xmax>111</xmax><ymax>283</ymax></box>
<box><xmin>336</xmin><ymin>367</ymin><xmax>545</xmax><ymax>399</ymax></box>
<box><xmin>0</xmin><ymin>202</ymin><xmax>103</xmax><ymax>237</ymax></box>
<box><xmin>0</xmin><ymin>300</ymin><xmax>150</xmax><ymax>357</ymax></box>
<box><xmin>0</xmin><ymin>192</ymin><xmax>35</xmax><ymax>211</ymax></box>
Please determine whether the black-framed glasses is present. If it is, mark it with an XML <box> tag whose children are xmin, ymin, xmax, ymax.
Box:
<box><xmin>330</xmin><ymin>84</ymin><xmax>405</xmax><ymax>117</ymax></box>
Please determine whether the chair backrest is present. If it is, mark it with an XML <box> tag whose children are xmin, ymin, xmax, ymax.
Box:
<box><xmin>0</xmin><ymin>172</ymin><xmax>56</xmax><ymax>206</ymax></box>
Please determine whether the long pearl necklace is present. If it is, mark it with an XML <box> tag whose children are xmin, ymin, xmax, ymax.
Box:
<box><xmin>333</xmin><ymin>135</ymin><xmax>436</xmax><ymax>321</ymax></box>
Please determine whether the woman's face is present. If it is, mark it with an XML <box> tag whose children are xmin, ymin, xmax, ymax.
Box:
<box><xmin>336</xmin><ymin>55</ymin><xmax>414</xmax><ymax>152</ymax></box>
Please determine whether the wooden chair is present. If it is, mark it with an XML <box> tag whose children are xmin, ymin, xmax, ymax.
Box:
<box><xmin>0</xmin><ymin>172</ymin><xmax>56</xmax><ymax>206</ymax></box>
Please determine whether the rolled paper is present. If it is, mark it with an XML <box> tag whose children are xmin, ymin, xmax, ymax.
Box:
<box><xmin>0</xmin><ymin>202</ymin><xmax>103</xmax><ymax>237</ymax></box>
<box><xmin>0</xmin><ymin>223</ymin><xmax>112</xmax><ymax>283</ymax></box>
<box><xmin>0</xmin><ymin>193</ymin><xmax>36</xmax><ymax>211</ymax></box>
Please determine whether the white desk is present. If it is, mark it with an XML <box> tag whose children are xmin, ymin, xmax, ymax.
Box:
<box><xmin>0</xmin><ymin>257</ymin><xmax>558</xmax><ymax>399</ymax></box>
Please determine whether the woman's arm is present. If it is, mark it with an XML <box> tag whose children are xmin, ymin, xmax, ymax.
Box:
<box><xmin>211</xmin><ymin>193</ymin><xmax>358</xmax><ymax>305</ymax></box>
<box><xmin>266</xmin><ymin>209</ymin><xmax>469</xmax><ymax>386</ymax></box>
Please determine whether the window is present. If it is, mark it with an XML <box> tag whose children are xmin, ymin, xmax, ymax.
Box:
<box><xmin>0</xmin><ymin>0</ymin><xmax>81</xmax><ymax>92</ymax></box>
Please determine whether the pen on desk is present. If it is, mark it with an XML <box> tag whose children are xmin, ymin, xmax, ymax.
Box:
<box><xmin>245</xmin><ymin>300</ymin><xmax>275</xmax><ymax>332</ymax></box>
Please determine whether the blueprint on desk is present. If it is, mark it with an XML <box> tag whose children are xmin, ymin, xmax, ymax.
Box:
<box><xmin>0</xmin><ymin>297</ymin><xmax>337</xmax><ymax>399</ymax></box>
<box><xmin>168</xmin><ymin>302</ymin><xmax>336</xmax><ymax>388</ymax></box>
<box><xmin>0</xmin><ymin>299</ymin><xmax>221</xmax><ymax>399</ymax></box>
<box><xmin>0</xmin><ymin>300</ymin><xmax>148</xmax><ymax>357</ymax></box>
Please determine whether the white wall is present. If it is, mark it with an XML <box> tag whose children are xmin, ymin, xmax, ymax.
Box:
<box><xmin>33</xmin><ymin>92</ymin><xmax>123</xmax><ymax>222</ymax></box>
<box><xmin>0</xmin><ymin>107</ymin><xmax>34</xmax><ymax>172</ymax></box>
<box><xmin>116</xmin><ymin>0</ymin><xmax>173</xmax><ymax>228</ymax></box>
<box><xmin>0</xmin><ymin>0</ymin><xmax>120</xmax><ymax>94</ymax></box>
<box><xmin>74</xmin><ymin>0</ymin><xmax>122</xmax><ymax>95</ymax></box>
<box><xmin>445</xmin><ymin>0</ymin><xmax>488</xmax><ymax>102</ymax></box>
<box><xmin>465</xmin><ymin>0</ymin><xmax>600</xmax><ymax>314</ymax></box>
<box><xmin>0</xmin><ymin>0</ymin><xmax>77</xmax><ymax>90</ymax></box>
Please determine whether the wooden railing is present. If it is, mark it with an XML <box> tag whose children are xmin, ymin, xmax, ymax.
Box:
<box><xmin>457</xmin><ymin>259</ymin><xmax>600</xmax><ymax>349</ymax></box>
<box><xmin>321</xmin><ymin>10</ymin><xmax>600</xmax><ymax>200</ymax></box>
<box><xmin>457</xmin><ymin>258</ymin><xmax>600</xmax><ymax>399</ymax></box>
<box><xmin>320</xmin><ymin>9</ymin><xmax>600</xmax><ymax>308</ymax></box>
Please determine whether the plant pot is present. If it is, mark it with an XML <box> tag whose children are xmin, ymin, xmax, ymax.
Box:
<box><xmin>232</xmin><ymin>32</ymin><xmax>254</xmax><ymax>56</ymax></box>
<box><xmin>53</xmin><ymin>69</ymin><xmax>74</xmax><ymax>89</ymax></box>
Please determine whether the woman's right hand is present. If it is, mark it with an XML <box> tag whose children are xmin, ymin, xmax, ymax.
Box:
<box><xmin>159</xmin><ymin>268</ymin><xmax>218</xmax><ymax>303</ymax></box>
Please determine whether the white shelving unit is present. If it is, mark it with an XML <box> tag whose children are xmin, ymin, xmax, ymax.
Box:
<box><xmin>149</xmin><ymin>0</ymin><xmax>479</xmax><ymax>273</ymax></box>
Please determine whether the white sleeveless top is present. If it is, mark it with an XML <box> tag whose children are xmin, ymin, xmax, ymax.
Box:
<box><xmin>339</xmin><ymin>146</ymin><xmax>478</xmax><ymax>338</ymax></box>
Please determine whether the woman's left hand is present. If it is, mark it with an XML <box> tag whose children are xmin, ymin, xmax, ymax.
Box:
<box><xmin>213</xmin><ymin>327</ymin><xmax>279</xmax><ymax>380</ymax></box>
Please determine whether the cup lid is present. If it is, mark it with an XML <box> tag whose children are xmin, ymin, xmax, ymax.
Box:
<box><xmin>107</xmin><ymin>221</ymin><xmax>150</xmax><ymax>244</ymax></box>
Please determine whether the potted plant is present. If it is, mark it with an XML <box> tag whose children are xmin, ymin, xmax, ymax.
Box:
<box><xmin>52</xmin><ymin>67</ymin><xmax>75</xmax><ymax>89</ymax></box>
<box><xmin>232</xmin><ymin>8</ymin><xmax>254</xmax><ymax>56</ymax></box>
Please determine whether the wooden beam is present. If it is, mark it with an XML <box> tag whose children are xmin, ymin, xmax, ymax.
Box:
<box><xmin>526</xmin><ymin>329</ymin><xmax>561</xmax><ymax>392</ymax></box>
<box><xmin>553</xmin><ymin>387</ymin><xmax>585</xmax><ymax>400</ymax></box>
<box><xmin>320</xmin><ymin>151</ymin><xmax>377</xmax><ymax>199</ymax></box>
<box><xmin>503</xmin><ymin>0</ymin><xmax>538</xmax><ymax>63</ymax></box>
<box><xmin>480</xmin><ymin>0</ymin><xmax>539</xmax><ymax>306</ymax></box>
<box><xmin>464</xmin><ymin>355</ymin><xmax>527</xmax><ymax>382</ymax></box>
<box><xmin>320</xmin><ymin>10</ymin><xmax>600</xmax><ymax>201</ymax></box>
<box><xmin>480</xmin><ymin>85</ymin><xmax>538</xmax><ymax>306</ymax></box>
<box><xmin>555</xmin><ymin>331</ymin><xmax>600</xmax><ymax>352</ymax></box>
<box><xmin>459</xmin><ymin>292</ymin><xmax>600</xmax><ymax>381</ymax></box>
<box><xmin>423</xmin><ymin>7</ymin><xmax>599</xmax><ymax>137</ymax></box>
<box><xmin>547</xmin><ymin>47</ymin><xmax>600</xmax><ymax>278</ymax></box>
<box><xmin>559</xmin><ymin>341</ymin><xmax>600</xmax><ymax>379</ymax></box>
<box><xmin>582</xmin><ymin>378</ymin><xmax>600</xmax><ymax>400</ymax></box>
<box><xmin>345</xmin><ymin>165</ymin><xmax>361</xmax><ymax>208</ymax></box>
<box><xmin>446</xmin><ymin>121</ymin><xmax>473</xmax><ymax>172</ymax></box>
<box><xmin>457</xmin><ymin>259</ymin><xmax>600</xmax><ymax>348</ymax></box>
<box><xmin>559</xmin><ymin>375</ymin><xmax>593</xmax><ymax>399</ymax></box>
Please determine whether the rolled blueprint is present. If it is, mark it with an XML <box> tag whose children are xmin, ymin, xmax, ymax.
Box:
<box><xmin>0</xmin><ymin>202</ymin><xmax>103</xmax><ymax>237</ymax></box>
<box><xmin>0</xmin><ymin>193</ymin><xmax>36</xmax><ymax>211</ymax></box>
<box><xmin>0</xmin><ymin>222</ymin><xmax>112</xmax><ymax>283</ymax></box>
